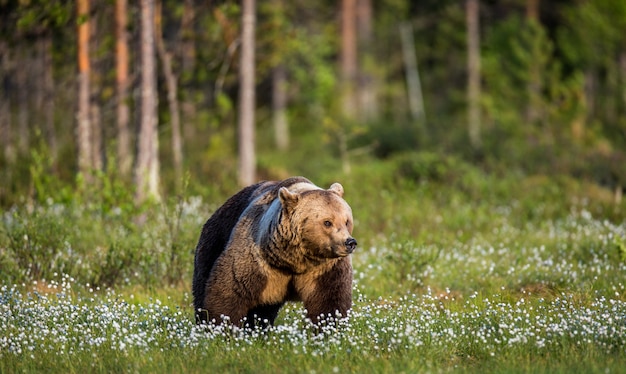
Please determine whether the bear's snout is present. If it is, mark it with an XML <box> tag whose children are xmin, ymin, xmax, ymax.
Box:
<box><xmin>345</xmin><ymin>238</ymin><xmax>357</xmax><ymax>253</ymax></box>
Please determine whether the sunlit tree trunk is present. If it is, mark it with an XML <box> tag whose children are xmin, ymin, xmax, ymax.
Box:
<box><xmin>115</xmin><ymin>0</ymin><xmax>132</xmax><ymax>177</ymax></box>
<box><xmin>156</xmin><ymin>0</ymin><xmax>183</xmax><ymax>191</ymax></box>
<box><xmin>272</xmin><ymin>64</ymin><xmax>288</xmax><ymax>151</ymax></box>
<box><xmin>135</xmin><ymin>0</ymin><xmax>160</xmax><ymax>202</ymax></box>
<box><xmin>340</xmin><ymin>0</ymin><xmax>357</xmax><ymax>120</ymax></box>
<box><xmin>76</xmin><ymin>0</ymin><xmax>93</xmax><ymax>180</ymax></box>
<box><xmin>339</xmin><ymin>0</ymin><xmax>358</xmax><ymax>173</ymax></box>
<box><xmin>400</xmin><ymin>23</ymin><xmax>425</xmax><ymax>123</ymax></box>
<box><xmin>466</xmin><ymin>0</ymin><xmax>482</xmax><ymax>151</ymax></box>
<box><xmin>271</xmin><ymin>0</ymin><xmax>289</xmax><ymax>151</ymax></box>
<box><xmin>238</xmin><ymin>0</ymin><xmax>256</xmax><ymax>186</ymax></box>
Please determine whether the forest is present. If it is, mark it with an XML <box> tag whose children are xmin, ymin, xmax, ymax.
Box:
<box><xmin>0</xmin><ymin>0</ymin><xmax>624</xmax><ymax>203</ymax></box>
<box><xmin>1</xmin><ymin>0</ymin><xmax>626</xmax><ymax>373</ymax></box>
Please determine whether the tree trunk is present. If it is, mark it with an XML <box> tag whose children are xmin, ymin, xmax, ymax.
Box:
<box><xmin>115</xmin><ymin>0</ymin><xmax>132</xmax><ymax>177</ymax></box>
<box><xmin>0</xmin><ymin>41</ymin><xmax>14</xmax><ymax>163</ymax></box>
<box><xmin>525</xmin><ymin>0</ymin><xmax>541</xmax><ymax>126</ymax></box>
<box><xmin>526</xmin><ymin>0</ymin><xmax>539</xmax><ymax>21</ymax></box>
<box><xmin>90</xmin><ymin>103</ymin><xmax>103</xmax><ymax>171</ymax></box>
<box><xmin>89</xmin><ymin>4</ymin><xmax>103</xmax><ymax>174</ymax></box>
<box><xmin>41</xmin><ymin>35</ymin><xmax>57</xmax><ymax>163</ymax></box>
<box><xmin>180</xmin><ymin>0</ymin><xmax>197</xmax><ymax>140</ymax></box>
<box><xmin>16</xmin><ymin>48</ymin><xmax>29</xmax><ymax>155</ymax></box>
<box><xmin>272</xmin><ymin>64</ymin><xmax>289</xmax><ymax>151</ymax></box>
<box><xmin>572</xmin><ymin>70</ymin><xmax>597</xmax><ymax>142</ymax></box>
<box><xmin>340</xmin><ymin>0</ymin><xmax>358</xmax><ymax>120</ymax></box>
<box><xmin>357</xmin><ymin>0</ymin><xmax>378</xmax><ymax>121</ymax></box>
<box><xmin>156</xmin><ymin>0</ymin><xmax>183</xmax><ymax>191</ymax></box>
<box><xmin>135</xmin><ymin>0</ymin><xmax>160</xmax><ymax>202</ymax></box>
<box><xmin>76</xmin><ymin>0</ymin><xmax>93</xmax><ymax>180</ymax></box>
<box><xmin>238</xmin><ymin>0</ymin><xmax>256</xmax><ymax>186</ymax></box>
<box><xmin>620</xmin><ymin>52</ymin><xmax>626</xmax><ymax>126</ymax></box>
<box><xmin>400</xmin><ymin>23</ymin><xmax>426</xmax><ymax>123</ymax></box>
<box><xmin>466</xmin><ymin>0</ymin><xmax>482</xmax><ymax>151</ymax></box>
<box><xmin>179</xmin><ymin>0</ymin><xmax>196</xmax><ymax>76</ymax></box>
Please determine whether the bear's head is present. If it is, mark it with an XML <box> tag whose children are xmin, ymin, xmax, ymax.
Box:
<box><xmin>279</xmin><ymin>183</ymin><xmax>357</xmax><ymax>259</ymax></box>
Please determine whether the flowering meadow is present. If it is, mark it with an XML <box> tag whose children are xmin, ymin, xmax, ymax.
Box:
<box><xmin>1</xmin><ymin>170</ymin><xmax>626</xmax><ymax>372</ymax></box>
<box><xmin>2</xmin><ymin>212</ymin><xmax>625</xmax><ymax>372</ymax></box>
<box><xmin>1</xmin><ymin>269</ymin><xmax>625</xmax><ymax>373</ymax></box>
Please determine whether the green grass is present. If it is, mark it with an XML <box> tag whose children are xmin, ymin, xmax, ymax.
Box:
<box><xmin>1</xmin><ymin>277</ymin><xmax>625</xmax><ymax>373</ymax></box>
<box><xmin>1</xmin><ymin>155</ymin><xmax>626</xmax><ymax>372</ymax></box>
<box><xmin>2</xmin><ymin>216</ymin><xmax>625</xmax><ymax>373</ymax></box>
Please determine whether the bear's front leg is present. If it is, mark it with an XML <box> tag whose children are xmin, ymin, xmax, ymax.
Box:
<box><xmin>301</xmin><ymin>258</ymin><xmax>353</xmax><ymax>324</ymax></box>
<box><xmin>203</xmin><ymin>291</ymin><xmax>250</xmax><ymax>326</ymax></box>
<box><xmin>203</xmin><ymin>252</ymin><xmax>267</xmax><ymax>327</ymax></box>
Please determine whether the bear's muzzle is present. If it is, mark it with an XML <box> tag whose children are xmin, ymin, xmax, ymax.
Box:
<box><xmin>345</xmin><ymin>238</ymin><xmax>357</xmax><ymax>254</ymax></box>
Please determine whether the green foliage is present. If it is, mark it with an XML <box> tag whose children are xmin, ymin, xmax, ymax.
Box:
<box><xmin>2</xmin><ymin>0</ymin><xmax>625</xmax><ymax>211</ymax></box>
<box><xmin>482</xmin><ymin>17</ymin><xmax>579</xmax><ymax>170</ymax></box>
<box><xmin>13</xmin><ymin>0</ymin><xmax>72</xmax><ymax>33</ymax></box>
<box><xmin>1</xmin><ymin>204</ymin><xmax>69</xmax><ymax>283</ymax></box>
<box><xmin>380</xmin><ymin>238</ymin><xmax>441</xmax><ymax>291</ymax></box>
<box><xmin>557</xmin><ymin>0</ymin><xmax>626</xmax><ymax>151</ymax></box>
<box><xmin>558</xmin><ymin>0</ymin><xmax>626</xmax><ymax>68</ymax></box>
<box><xmin>615</xmin><ymin>235</ymin><xmax>626</xmax><ymax>263</ymax></box>
<box><xmin>29</xmin><ymin>148</ymin><xmax>73</xmax><ymax>205</ymax></box>
<box><xmin>0</xmin><ymin>153</ymin><xmax>206</xmax><ymax>288</ymax></box>
<box><xmin>354</xmin><ymin>119</ymin><xmax>421</xmax><ymax>158</ymax></box>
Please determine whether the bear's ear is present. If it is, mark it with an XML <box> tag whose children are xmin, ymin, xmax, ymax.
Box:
<box><xmin>328</xmin><ymin>183</ymin><xmax>344</xmax><ymax>197</ymax></box>
<box><xmin>279</xmin><ymin>187</ymin><xmax>299</xmax><ymax>208</ymax></box>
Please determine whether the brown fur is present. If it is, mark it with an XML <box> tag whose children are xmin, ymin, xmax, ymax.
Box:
<box><xmin>193</xmin><ymin>177</ymin><xmax>356</xmax><ymax>326</ymax></box>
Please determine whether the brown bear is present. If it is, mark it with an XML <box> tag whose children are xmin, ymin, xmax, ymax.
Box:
<box><xmin>192</xmin><ymin>176</ymin><xmax>357</xmax><ymax>327</ymax></box>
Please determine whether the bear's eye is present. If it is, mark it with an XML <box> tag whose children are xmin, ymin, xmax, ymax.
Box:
<box><xmin>324</xmin><ymin>220</ymin><xmax>332</xmax><ymax>227</ymax></box>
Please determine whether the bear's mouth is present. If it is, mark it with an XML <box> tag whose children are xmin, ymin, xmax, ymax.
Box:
<box><xmin>332</xmin><ymin>242</ymin><xmax>356</xmax><ymax>257</ymax></box>
<box><xmin>322</xmin><ymin>246</ymin><xmax>348</xmax><ymax>258</ymax></box>
<box><xmin>333</xmin><ymin>249</ymin><xmax>350</xmax><ymax>257</ymax></box>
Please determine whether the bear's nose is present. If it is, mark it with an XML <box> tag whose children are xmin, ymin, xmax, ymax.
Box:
<box><xmin>345</xmin><ymin>238</ymin><xmax>357</xmax><ymax>253</ymax></box>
